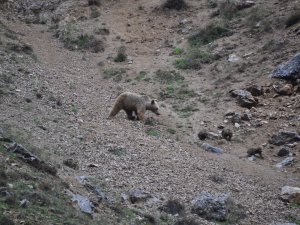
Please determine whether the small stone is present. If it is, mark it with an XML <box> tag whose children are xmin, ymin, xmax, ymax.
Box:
<box><xmin>247</xmin><ymin>147</ymin><xmax>263</xmax><ymax>158</ymax></box>
<box><xmin>232</xmin><ymin>113</ymin><xmax>241</xmax><ymax>124</ymax></box>
<box><xmin>230</xmin><ymin>89</ymin><xmax>258</xmax><ymax>108</ymax></box>
<box><xmin>25</xmin><ymin>98</ymin><xmax>32</xmax><ymax>103</ymax></box>
<box><xmin>20</xmin><ymin>199</ymin><xmax>29</xmax><ymax>208</ymax></box>
<box><xmin>246</xmin><ymin>85</ymin><xmax>263</xmax><ymax>96</ymax></box>
<box><xmin>221</xmin><ymin>128</ymin><xmax>233</xmax><ymax>141</ymax></box>
<box><xmin>273</xmin><ymin>83</ymin><xmax>294</xmax><ymax>95</ymax></box>
<box><xmin>241</xmin><ymin>111</ymin><xmax>252</xmax><ymax>121</ymax></box>
<box><xmin>277</xmin><ymin>147</ymin><xmax>290</xmax><ymax>157</ymax></box>
<box><xmin>36</xmin><ymin>93</ymin><xmax>42</xmax><ymax>99</ymax></box>
<box><xmin>228</xmin><ymin>54</ymin><xmax>240</xmax><ymax>62</ymax></box>
<box><xmin>234</xmin><ymin>123</ymin><xmax>240</xmax><ymax>128</ymax></box>
<box><xmin>198</xmin><ymin>130</ymin><xmax>208</xmax><ymax>140</ymax></box>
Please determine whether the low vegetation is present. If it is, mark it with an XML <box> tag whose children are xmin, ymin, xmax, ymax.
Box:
<box><xmin>174</xmin><ymin>50</ymin><xmax>217</xmax><ymax>70</ymax></box>
<box><xmin>59</xmin><ymin>22</ymin><xmax>104</xmax><ymax>52</ymax></box>
<box><xmin>188</xmin><ymin>22</ymin><xmax>232</xmax><ymax>47</ymax></box>
<box><xmin>114</xmin><ymin>46</ymin><xmax>127</xmax><ymax>62</ymax></box>
<box><xmin>103</xmin><ymin>68</ymin><xmax>126</xmax><ymax>82</ymax></box>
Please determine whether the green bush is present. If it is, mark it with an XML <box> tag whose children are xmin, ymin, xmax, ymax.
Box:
<box><xmin>171</xmin><ymin>48</ymin><xmax>184</xmax><ymax>55</ymax></box>
<box><xmin>174</xmin><ymin>51</ymin><xmax>217</xmax><ymax>70</ymax></box>
<box><xmin>188</xmin><ymin>22</ymin><xmax>232</xmax><ymax>47</ymax></box>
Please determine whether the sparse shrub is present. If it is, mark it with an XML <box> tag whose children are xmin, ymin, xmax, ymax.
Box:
<box><xmin>63</xmin><ymin>158</ymin><xmax>79</xmax><ymax>170</ymax></box>
<box><xmin>260</xmin><ymin>39</ymin><xmax>286</xmax><ymax>52</ymax></box>
<box><xmin>175</xmin><ymin>58</ymin><xmax>196</xmax><ymax>70</ymax></box>
<box><xmin>188</xmin><ymin>22</ymin><xmax>232</xmax><ymax>47</ymax></box>
<box><xmin>167</xmin><ymin>128</ymin><xmax>176</xmax><ymax>134</ymax></box>
<box><xmin>103</xmin><ymin>68</ymin><xmax>126</xmax><ymax>82</ymax></box>
<box><xmin>90</xmin><ymin>7</ymin><xmax>101</xmax><ymax>18</ymax></box>
<box><xmin>171</xmin><ymin>48</ymin><xmax>184</xmax><ymax>55</ymax></box>
<box><xmin>135</xmin><ymin>71</ymin><xmax>147</xmax><ymax>81</ymax></box>
<box><xmin>219</xmin><ymin>0</ymin><xmax>239</xmax><ymax>20</ymax></box>
<box><xmin>285</xmin><ymin>11</ymin><xmax>300</xmax><ymax>27</ymax></box>
<box><xmin>95</xmin><ymin>27</ymin><xmax>110</xmax><ymax>35</ymax></box>
<box><xmin>114</xmin><ymin>46</ymin><xmax>127</xmax><ymax>62</ymax></box>
<box><xmin>207</xmin><ymin>0</ymin><xmax>218</xmax><ymax>8</ymax></box>
<box><xmin>162</xmin><ymin>0</ymin><xmax>188</xmax><ymax>10</ymax></box>
<box><xmin>155</xmin><ymin>70</ymin><xmax>184</xmax><ymax>84</ymax></box>
<box><xmin>246</xmin><ymin>7</ymin><xmax>272</xmax><ymax>33</ymax></box>
<box><xmin>60</xmin><ymin>22</ymin><xmax>104</xmax><ymax>52</ymax></box>
<box><xmin>174</xmin><ymin>51</ymin><xmax>216</xmax><ymax>70</ymax></box>
<box><xmin>108</xmin><ymin>146</ymin><xmax>126</xmax><ymax>156</ymax></box>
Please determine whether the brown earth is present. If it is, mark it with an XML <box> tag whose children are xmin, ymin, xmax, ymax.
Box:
<box><xmin>0</xmin><ymin>0</ymin><xmax>300</xmax><ymax>224</ymax></box>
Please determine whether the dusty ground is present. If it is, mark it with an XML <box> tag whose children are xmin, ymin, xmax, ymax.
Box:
<box><xmin>0</xmin><ymin>0</ymin><xmax>300</xmax><ymax>224</ymax></box>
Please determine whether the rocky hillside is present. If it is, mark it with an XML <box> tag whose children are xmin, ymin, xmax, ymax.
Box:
<box><xmin>0</xmin><ymin>0</ymin><xmax>300</xmax><ymax>224</ymax></box>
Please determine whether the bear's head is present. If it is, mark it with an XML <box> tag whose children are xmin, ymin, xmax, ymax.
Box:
<box><xmin>148</xmin><ymin>100</ymin><xmax>160</xmax><ymax>115</ymax></box>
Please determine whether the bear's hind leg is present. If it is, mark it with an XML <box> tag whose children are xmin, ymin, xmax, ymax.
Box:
<box><xmin>125</xmin><ymin>110</ymin><xmax>136</xmax><ymax>120</ymax></box>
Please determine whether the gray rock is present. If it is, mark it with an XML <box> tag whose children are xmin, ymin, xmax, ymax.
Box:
<box><xmin>198</xmin><ymin>130</ymin><xmax>208</xmax><ymax>140</ymax></box>
<box><xmin>221</xmin><ymin>129</ymin><xmax>233</xmax><ymax>141</ymax></box>
<box><xmin>72</xmin><ymin>194</ymin><xmax>93</xmax><ymax>214</ymax></box>
<box><xmin>276</xmin><ymin>157</ymin><xmax>294</xmax><ymax>168</ymax></box>
<box><xmin>246</xmin><ymin>84</ymin><xmax>263</xmax><ymax>96</ymax></box>
<box><xmin>242</xmin><ymin>111</ymin><xmax>252</xmax><ymax>121</ymax></box>
<box><xmin>201</xmin><ymin>143</ymin><xmax>223</xmax><ymax>154</ymax></box>
<box><xmin>129</xmin><ymin>189</ymin><xmax>152</xmax><ymax>204</ymax></box>
<box><xmin>230</xmin><ymin>89</ymin><xmax>258</xmax><ymax>108</ymax></box>
<box><xmin>271</xmin><ymin>53</ymin><xmax>300</xmax><ymax>80</ymax></box>
<box><xmin>20</xmin><ymin>199</ymin><xmax>29</xmax><ymax>208</ymax></box>
<box><xmin>191</xmin><ymin>192</ymin><xmax>232</xmax><ymax>221</ymax></box>
<box><xmin>277</xmin><ymin>147</ymin><xmax>290</xmax><ymax>157</ymax></box>
<box><xmin>269</xmin><ymin>131</ymin><xmax>300</xmax><ymax>146</ymax></box>
<box><xmin>232</xmin><ymin>113</ymin><xmax>241</xmax><ymax>124</ymax></box>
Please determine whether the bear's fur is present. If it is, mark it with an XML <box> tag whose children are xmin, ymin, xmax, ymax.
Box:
<box><xmin>108</xmin><ymin>92</ymin><xmax>160</xmax><ymax>121</ymax></box>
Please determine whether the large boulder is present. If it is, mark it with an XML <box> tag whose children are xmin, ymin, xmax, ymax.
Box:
<box><xmin>271</xmin><ymin>53</ymin><xmax>300</xmax><ymax>80</ymax></box>
<box><xmin>269</xmin><ymin>131</ymin><xmax>300</xmax><ymax>146</ymax></box>
<box><xmin>191</xmin><ymin>192</ymin><xmax>231</xmax><ymax>221</ymax></box>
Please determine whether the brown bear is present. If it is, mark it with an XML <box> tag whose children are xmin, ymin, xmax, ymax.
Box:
<box><xmin>108</xmin><ymin>92</ymin><xmax>160</xmax><ymax>121</ymax></box>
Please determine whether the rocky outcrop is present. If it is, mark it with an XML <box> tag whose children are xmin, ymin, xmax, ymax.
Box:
<box><xmin>271</xmin><ymin>53</ymin><xmax>300</xmax><ymax>80</ymax></box>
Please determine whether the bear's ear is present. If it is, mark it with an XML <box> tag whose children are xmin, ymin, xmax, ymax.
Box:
<box><xmin>151</xmin><ymin>100</ymin><xmax>155</xmax><ymax>105</ymax></box>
